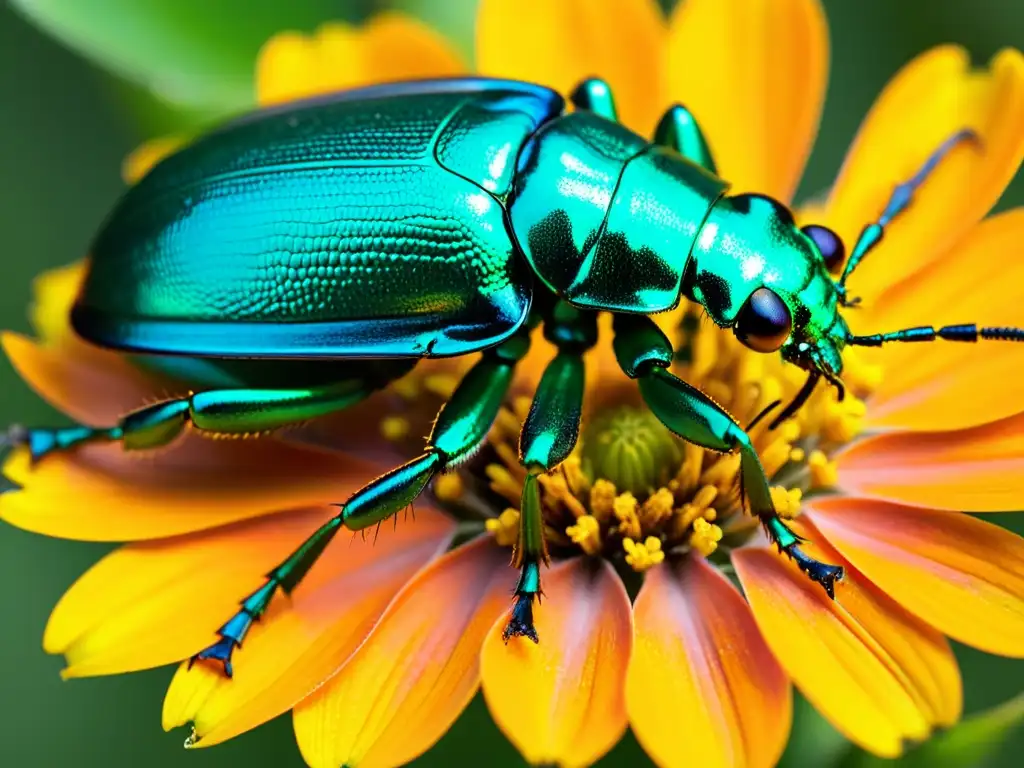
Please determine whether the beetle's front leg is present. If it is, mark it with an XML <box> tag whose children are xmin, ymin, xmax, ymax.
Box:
<box><xmin>505</xmin><ymin>303</ymin><xmax>595</xmax><ymax>642</ymax></box>
<box><xmin>569</xmin><ymin>77</ymin><xmax>618</xmax><ymax>121</ymax></box>
<box><xmin>191</xmin><ymin>330</ymin><xmax>533</xmax><ymax>676</ymax></box>
<box><xmin>653</xmin><ymin>104</ymin><xmax>717</xmax><ymax>173</ymax></box>
<box><xmin>611</xmin><ymin>314</ymin><xmax>844</xmax><ymax>597</ymax></box>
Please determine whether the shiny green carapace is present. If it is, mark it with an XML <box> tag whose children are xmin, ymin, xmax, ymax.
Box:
<box><xmin>10</xmin><ymin>76</ymin><xmax>1005</xmax><ymax>672</ymax></box>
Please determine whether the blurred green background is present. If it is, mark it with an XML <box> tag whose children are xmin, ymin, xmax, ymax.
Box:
<box><xmin>0</xmin><ymin>0</ymin><xmax>1021</xmax><ymax>765</ymax></box>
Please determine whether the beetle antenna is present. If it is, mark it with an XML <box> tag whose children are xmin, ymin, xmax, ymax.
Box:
<box><xmin>849</xmin><ymin>324</ymin><xmax>1024</xmax><ymax>347</ymax></box>
<box><xmin>746</xmin><ymin>399</ymin><xmax>782</xmax><ymax>432</ymax></box>
<box><xmin>836</xmin><ymin>129</ymin><xmax>978</xmax><ymax>306</ymax></box>
<box><xmin>769</xmin><ymin>371</ymin><xmax>821</xmax><ymax>430</ymax></box>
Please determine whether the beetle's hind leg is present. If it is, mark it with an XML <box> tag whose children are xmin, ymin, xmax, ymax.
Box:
<box><xmin>7</xmin><ymin>378</ymin><xmax>385</xmax><ymax>463</ymax></box>
<box><xmin>504</xmin><ymin>303</ymin><xmax>596</xmax><ymax>642</ymax></box>
<box><xmin>612</xmin><ymin>314</ymin><xmax>844</xmax><ymax>597</ymax></box>
<box><xmin>191</xmin><ymin>330</ymin><xmax>533</xmax><ymax>676</ymax></box>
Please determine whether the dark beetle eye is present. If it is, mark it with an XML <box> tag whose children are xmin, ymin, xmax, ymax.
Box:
<box><xmin>735</xmin><ymin>288</ymin><xmax>792</xmax><ymax>353</ymax></box>
<box><xmin>802</xmin><ymin>224</ymin><xmax>846</xmax><ymax>273</ymax></box>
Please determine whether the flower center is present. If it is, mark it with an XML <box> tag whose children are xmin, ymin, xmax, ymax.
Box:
<box><xmin>376</xmin><ymin>309</ymin><xmax>883</xmax><ymax>572</ymax></box>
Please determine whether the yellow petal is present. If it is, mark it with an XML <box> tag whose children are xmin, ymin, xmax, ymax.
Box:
<box><xmin>807</xmin><ymin>497</ymin><xmax>1024</xmax><ymax>658</ymax></box>
<box><xmin>823</xmin><ymin>47</ymin><xmax>1024</xmax><ymax>301</ymax></box>
<box><xmin>734</xmin><ymin>530</ymin><xmax>962</xmax><ymax>757</ymax></box>
<box><xmin>667</xmin><ymin>0</ymin><xmax>828</xmax><ymax>201</ymax></box>
<box><xmin>475</xmin><ymin>0</ymin><xmax>667</xmax><ymax>132</ymax></box>
<box><xmin>47</xmin><ymin>507</ymin><xmax>449</xmax><ymax>681</ymax></box>
<box><xmin>292</xmin><ymin>537</ymin><xmax>515</xmax><ymax>768</ymax></box>
<box><xmin>28</xmin><ymin>261</ymin><xmax>87</xmax><ymax>347</ymax></box>
<box><xmin>256</xmin><ymin>13</ymin><xmax>465</xmax><ymax>106</ymax></box>
<box><xmin>1</xmin><ymin>438</ymin><xmax>389</xmax><ymax>541</ymax></box>
<box><xmin>161</xmin><ymin>510</ymin><xmax>453</xmax><ymax>747</ymax></box>
<box><xmin>122</xmin><ymin>135</ymin><xmax>188</xmax><ymax>184</ymax></box>
<box><xmin>626</xmin><ymin>555</ymin><xmax>791</xmax><ymax>768</ymax></box>
<box><xmin>836</xmin><ymin>411</ymin><xmax>1024</xmax><ymax>512</ymax></box>
<box><xmin>862</xmin><ymin>210</ymin><xmax>1024</xmax><ymax>431</ymax></box>
<box><xmin>480</xmin><ymin>557</ymin><xmax>632</xmax><ymax>768</ymax></box>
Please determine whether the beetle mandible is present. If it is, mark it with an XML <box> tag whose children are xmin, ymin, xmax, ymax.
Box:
<box><xmin>6</xmin><ymin>76</ymin><xmax>1012</xmax><ymax>675</ymax></box>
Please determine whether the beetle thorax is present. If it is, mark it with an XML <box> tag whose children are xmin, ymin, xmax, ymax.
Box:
<box><xmin>509</xmin><ymin>111</ymin><xmax>728</xmax><ymax>315</ymax></box>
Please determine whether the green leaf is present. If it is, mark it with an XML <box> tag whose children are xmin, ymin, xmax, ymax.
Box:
<box><xmin>842</xmin><ymin>693</ymin><xmax>1024</xmax><ymax>768</ymax></box>
<box><xmin>10</xmin><ymin>0</ymin><xmax>371</xmax><ymax>112</ymax></box>
<box><xmin>779</xmin><ymin>693</ymin><xmax>852</xmax><ymax>768</ymax></box>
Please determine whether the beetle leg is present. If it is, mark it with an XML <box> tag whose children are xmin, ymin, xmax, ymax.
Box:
<box><xmin>505</xmin><ymin>305</ymin><xmax>596</xmax><ymax>642</ymax></box>
<box><xmin>569</xmin><ymin>77</ymin><xmax>618</xmax><ymax>121</ymax></box>
<box><xmin>8</xmin><ymin>378</ymin><xmax>384</xmax><ymax>463</ymax></box>
<box><xmin>612</xmin><ymin>314</ymin><xmax>844</xmax><ymax>597</ymax></box>
<box><xmin>191</xmin><ymin>329</ymin><xmax>533</xmax><ymax>677</ymax></box>
<box><xmin>653</xmin><ymin>104</ymin><xmax>717</xmax><ymax>174</ymax></box>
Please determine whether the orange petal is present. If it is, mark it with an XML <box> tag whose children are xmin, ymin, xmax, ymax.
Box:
<box><xmin>3</xmin><ymin>331</ymin><xmax>164</xmax><ymax>426</ymax></box>
<box><xmin>292</xmin><ymin>537</ymin><xmax>516</xmax><ymax>768</ymax></box>
<box><xmin>836</xmin><ymin>411</ymin><xmax>1024</xmax><ymax>512</ymax></box>
<box><xmin>862</xmin><ymin>210</ymin><xmax>1024</xmax><ymax>431</ymax></box>
<box><xmin>475</xmin><ymin>0</ymin><xmax>667</xmax><ymax>133</ymax></box>
<box><xmin>626</xmin><ymin>555</ymin><xmax>790</xmax><ymax>768</ymax></box>
<box><xmin>667</xmin><ymin>0</ymin><xmax>828</xmax><ymax>202</ymax></box>
<box><xmin>823</xmin><ymin>47</ymin><xmax>1024</xmax><ymax>301</ymax></box>
<box><xmin>734</xmin><ymin>529</ymin><xmax>962</xmax><ymax>757</ymax></box>
<box><xmin>807</xmin><ymin>497</ymin><xmax>1024</xmax><ymax>658</ymax></box>
<box><xmin>480</xmin><ymin>557</ymin><xmax>632</xmax><ymax>767</ymax></box>
<box><xmin>256</xmin><ymin>13</ymin><xmax>465</xmax><ymax>106</ymax></box>
<box><xmin>1</xmin><ymin>438</ymin><xmax>388</xmax><ymax>541</ymax></box>
<box><xmin>162</xmin><ymin>510</ymin><xmax>453</xmax><ymax>748</ymax></box>
<box><xmin>47</xmin><ymin>507</ymin><xmax>449</xmax><ymax>680</ymax></box>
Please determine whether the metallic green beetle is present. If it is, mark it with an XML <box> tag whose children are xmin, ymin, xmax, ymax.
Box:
<box><xmin>6</xmin><ymin>76</ymin><xmax>1005</xmax><ymax>675</ymax></box>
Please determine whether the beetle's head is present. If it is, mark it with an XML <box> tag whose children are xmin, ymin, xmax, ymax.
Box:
<box><xmin>685</xmin><ymin>193</ymin><xmax>852</xmax><ymax>424</ymax></box>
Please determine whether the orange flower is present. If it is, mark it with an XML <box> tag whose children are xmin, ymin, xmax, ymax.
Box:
<box><xmin>3</xmin><ymin>2</ymin><xmax>1024</xmax><ymax>767</ymax></box>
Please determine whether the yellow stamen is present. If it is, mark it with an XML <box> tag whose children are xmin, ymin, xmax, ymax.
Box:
<box><xmin>537</xmin><ymin>472</ymin><xmax>589</xmax><ymax>519</ymax></box>
<box><xmin>690</xmin><ymin>518</ymin><xmax>723</xmax><ymax>556</ymax></box>
<box><xmin>671</xmin><ymin>484</ymin><xmax>719</xmax><ymax>539</ymax></box>
<box><xmin>613</xmin><ymin>492</ymin><xmax>642</xmax><ymax>538</ymax></box>
<box><xmin>566</xmin><ymin>515</ymin><xmax>603</xmax><ymax>556</ymax></box>
<box><xmin>789</xmin><ymin>447</ymin><xmax>806</xmax><ymax>463</ymax></box>
<box><xmin>641</xmin><ymin>487</ymin><xmax>675</xmax><ymax>527</ymax></box>
<box><xmin>613</xmin><ymin>492</ymin><xmax>642</xmax><ymax>539</ymax></box>
<box><xmin>623</xmin><ymin>536</ymin><xmax>665</xmax><ymax>572</ymax></box>
<box><xmin>485</xmin><ymin>508</ymin><xmax>520</xmax><ymax>547</ymax></box>
<box><xmin>673</xmin><ymin>442</ymin><xmax>705</xmax><ymax>497</ymax></box>
<box><xmin>423</xmin><ymin>373</ymin><xmax>459</xmax><ymax>399</ymax></box>
<box><xmin>389</xmin><ymin>373</ymin><xmax>420</xmax><ymax>401</ymax></box>
<box><xmin>379</xmin><ymin>415</ymin><xmax>410</xmax><ymax>442</ymax></box>
<box><xmin>433</xmin><ymin>473</ymin><xmax>463</xmax><ymax>503</ymax></box>
<box><xmin>589</xmin><ymin>479</ymin><xmax>618</xmax><ymax>522</ymax></box>
<box><xmin>808</xmin><ymin>450</ymin><xmax>839</xmax><ymax>489</ymax></box>
<box><xmin>822</xmin><ymin>396</ymin><xmax>867</xmax><ymax>445</ymax></box>
<box><xmin>494</xmin><ymin>407</ymin><xmax>521</xmax><ymax>441</ymax></box>
<box><xmin>486</xmin><ymin>463</ymin><xmax>522</xmax><ymax>505</ymax></box>
<box><xmin>770</xmin><ymin>486</ymin><xmax>802</xmax><ymax>519</ymax></box>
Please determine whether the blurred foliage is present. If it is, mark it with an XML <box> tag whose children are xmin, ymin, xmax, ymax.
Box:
<box><xmin>8</xmin><ymin>0</ymin><xmax>375</xmax><ymax>110</ymax></box>
<box><xmin>1</xmin><ymin>0</ymin><xmax>1022</xmax><ymax>765</ymax></box>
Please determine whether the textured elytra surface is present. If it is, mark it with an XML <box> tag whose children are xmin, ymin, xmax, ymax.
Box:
<box><xmin>75</xmin><ymin>80</ymin><xmax>563</xmax><ymax>357</ymax></box>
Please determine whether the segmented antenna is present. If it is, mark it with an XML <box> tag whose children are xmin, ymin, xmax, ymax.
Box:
<box><xmin>769</xmin><ymin>371</ymin><xmax>821</xmax><ymax>430</ymax></box>
<box><xmin>836</xmin><ymin>129</ymin><xmax>978</xmax><ymax>305</ymax></box>
<box><xmin>849</xmin><ymin>324</ymin><xmax>1024</xmax><ymax>346</ymax></box>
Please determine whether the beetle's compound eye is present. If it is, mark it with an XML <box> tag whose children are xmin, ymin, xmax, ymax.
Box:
<box><xmin>802</xmin><ymin>224</ymin><xmax>845</xmax><ymax>273</ymax></box>
<box><xmin>735</xmin><ymin>288</ymin><xmax>792</xmax><ymax>353</ymax></box>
